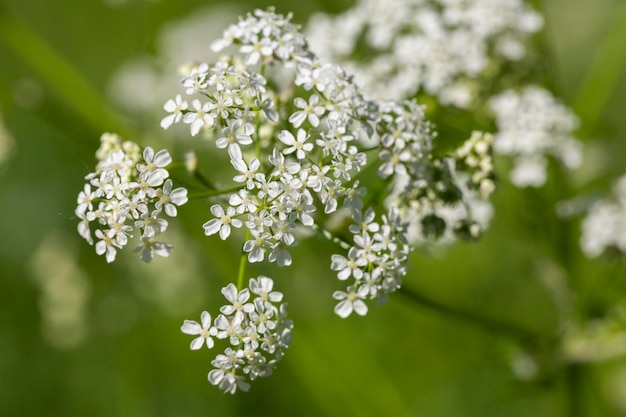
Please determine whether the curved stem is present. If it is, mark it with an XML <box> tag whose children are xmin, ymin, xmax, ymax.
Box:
<box><xmin>0</xmin><ymin>11</ymin><xmax>135</xmax><ymax>140</ymax></box>
<box><xmin>397</xmin><ymin>286</ymin><xmax>547</xmax><ymax>341</ymax></box>
<box><xmin>311</xmin><ymin>223</ymin><xmax>351</xmax><ymax>251</ymax></box>
<box><xmin>193</xmin><ymin>169</ymin><xmax>216</xmax><ymax>190</ymax></box>
<box><xmin>168</xmin><ymin>162</ymin><xmax>217</xmax><ymax>191</ymax></box>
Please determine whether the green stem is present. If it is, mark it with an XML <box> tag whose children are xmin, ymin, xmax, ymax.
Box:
<box><xmin>397</xmin><ymin>286</ymin><xmax>546</xmax><ymax>341</ymax></box>
<box><xmin>168</xmin><ymin>162</ymin><xmax>217</xmax><ymax>191</ymax></box>
<box><xmin>311</xmin><ymin>223</ymin><xmax>351</xmax><ymax>251</ymax></box>
<box><xmin>193</xmin><ymin>169</ymin><xmax>216</xmax><ymax>190</ymax></box>
<box><xmin>236</xmin><ymin>228</ymin><xmax>251</xmax><ymax>291</ymax></box>
<box><xmin>565</xmin><ymin>363</ymin><xmax>584</xmax><ymax>417</ymax></box>
<box><xmin>0</xmin><ymin>12</ymin><xmax>135</xmax><ymax>139</ymax></box>
<box><xmin>572</xmin><ymin>2</ymin><xmax>626</xmax><ymax>138</ymax></box>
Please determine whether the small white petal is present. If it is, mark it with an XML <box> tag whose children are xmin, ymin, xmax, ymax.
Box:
<box><xmin>334</xmin><ymin>300</ymin><xmax>353</xmax><ymax>318</ymax></box>
<box><xmin>190</xmin><ymin>336</ymin><xmax>204</xmax><ymax>350</ymax></box>
<box><xmin>181</xmin><ymin>320</ymin><xmax>202</xmax><ymax>335</ymax></box>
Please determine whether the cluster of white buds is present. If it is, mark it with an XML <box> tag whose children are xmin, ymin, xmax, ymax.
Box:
<box><xmin>580</xmin><ymin>175</ymin><xmax>626</xmax><ymax>258</ymax></box>
<box><xmin>489</xmin><ymin>86</ymin><xmax>582</xmax><ymax>188</ymax></box>
<box><xmin>75</xmin><ymin>133</ymin><xmax>188</xmax><ymax>263</ymax></box>
<box><xmin>454</xmin><ymin>131</ymin><xmax>496</xmax><ymax>199</ymax></box>
<box><xmin>375</xmin><ymin>101</ymin><xmax>494</xmax><ymax>243</ymax></box>
<box><xmin>306</xmin><ymin>0</ymin><xmax>543</xmax><ymax>107</ymax></box>
<box><xmin>181</xmin><ymin>276</ymin><xmax>292</xmax><ymax>394</ymax></box>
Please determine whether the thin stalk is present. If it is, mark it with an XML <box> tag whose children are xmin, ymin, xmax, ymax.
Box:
<box><xmin>572</xmin><ymin>2</ymin><xmax>626</xmax><ymax>137</ymax></box>
<box><xmin>311</xmin><ymin>223</ymin><xmax>351</xmax><ymax>251</ymax></box>
<box><xmin>237</xmin><ymin>228</ymin><xmax>251</xmax><ymax>291</ymax></box>
<box><xmin>397</xmin><ymin>286</ymin><xmax>545</xmax><ymax>341</ymax></box>
<box><xmin>193</xmin><ymin>169</ymin><xmax>216</xmax><ymax>190</ymax></box>
<box><xmin>565</xmin><ymin>363</ymin><xmax>584</xmax><ymax>417</ymax></box>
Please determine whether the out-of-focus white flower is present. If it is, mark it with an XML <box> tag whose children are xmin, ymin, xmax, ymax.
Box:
<box><xmin>490</xmin><ymin>86</ymin><xmax>582</xmax><ymax>188</ymax></box>
<box><xmin>306</xmin><ymin>0</ymin><xmax>542</xmax><ymax>105</ymax></box>
<box><xmin>580</xmin><ymin>175</ymin><xmax>626</xmax><ymax>257</ymax></box>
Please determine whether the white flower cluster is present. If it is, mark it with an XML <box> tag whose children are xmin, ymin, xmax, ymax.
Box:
<box><xmin>160</xmin><ymin>8</ymin><xmax>496</xmax><ymax>317</ymax></box>
<box><xmin>181</xmin><ymin>276</ymin><xmax>292</xmax><ymax>394</ymax></box>
<box><xmin>306</xmin><ymin>0</ymin><xmax>543</xmax><ymax>106</ymax></box>
<box><xmin>161</xmin><ymin>8</ymin><xmax>420</xmax><ymax>310</ymax></box>
<box><xmin>75</xmin><ymin>133</ymin><xmax>188</xmax><ymax>263</ymax></box>
<box><xmin>580</xmin><ymin>175</ymin><xmax>626</xmax><ymax>258</ymax></box>
<box><xmin>490</xmin><ymin>86</ymin><xmax>582</xmax><ymax>187</ymax></box>
<box><xmin>331</xmin><ymin>207</ymin><xmax>410</xmax><ymax>317</ymax></box>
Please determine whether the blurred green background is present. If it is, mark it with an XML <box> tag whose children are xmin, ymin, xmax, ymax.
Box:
<box><xmin>1</xmin><ymin>0</ymin><xmax>626</xmax><ymax>416</ymax></box>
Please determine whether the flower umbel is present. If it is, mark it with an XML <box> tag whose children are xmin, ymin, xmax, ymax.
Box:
<box><xmin>75</xmin><ymin>133</ymin><xmax>188</xmax><ymax>263</ymax></box>
<box><xmin>181</xmin><ymin>277</ymin><xmax>293</xmax><ymax>394</ymax></box>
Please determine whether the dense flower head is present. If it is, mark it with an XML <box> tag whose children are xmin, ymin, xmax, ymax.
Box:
<box><xmin>306</xmin><ymin>0</ymin><xmax>543</xmax><ymax>106</ymax></box>
<box><xmin>489</xmin><ymin>86</ymin><xmax>582</xmax><ymax>187</ymax></box>
<box><xmin>76</xmin><ymin>6</ymin><xmax>505</xmax><ymax>396</ymax></box>
<box><xmin>75</xmin><ymin>133</ymin><xmax>188</xmax><ymax>263</ymax></box>
<box><xmin>181</xmin><ymin>276</ymin><xmax>292</xmax><ymax>394</ymax></box>
<box><xmin>161</xmin><ymin>9</ymin><xmax>379</xmax><ymax>272</ymax></box>
<box><xmin>159</xmin><ymin>7</ymin><xmax>496</xmax><ymax>317</ymax></box>
<box><xmin>580</xmin><ymin>175</ymin><xmax>626</xmax><ymax>258</ymax></box>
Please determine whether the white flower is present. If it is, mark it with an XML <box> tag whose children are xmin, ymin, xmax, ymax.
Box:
<box><xmin>135</xmin><ymin>211</ymin><xmax>168</xmax><ymax>237</ymax></box>
<box><xmin>220</xmin><ymin>284</ymin><xmax>255</xmax><ymax>315</ymax></box>
<box><xmin>231</xmin><ymin>157</ymin><xmax>263</xmax><ymax>190</ymax></box>
<box><xmin>95</xmin><ymin>228</ymin><xmax>121</xmax><ymax>263</ymax></box>
<box><xmin>331</xmin><ymin>247</ymin><xmax>367</xmax><ymax>281</ymax></box>
<box><xmin>288</xmin><ymin>94</ymin><xmax>325</xmax><ymax>128</ymax></box>
<box><xmin>155</xmin><ymin>179</ymin><xmax>188</xmax><ymax>217</ymax></box>
<box><xmin>161</xmin><ymin>94</ymin><xmax>188</xmax><ymax>129</ymax></box>
<box><xmin>349</xmin><ymin>208</ymin><xmax>380</xmax><ymax>234</ymax></box>
<box><xmin>239</xmin><ymin>35</ymin><xmax>274</xmax><ymax>65</ymax></box>
<box><xmin>215</xmin><ymin>120</ymin><xmax>254</xmax><ymax>153</ymax></box>
<box><xmin>229</xmin><ymin>189</ymin><xmax>257</xmax><ymax>214</ymax></box>
<box><xmin>183</xmin><ymin>99</ymin><xmax>216</xmax><ymax>136</ymax></box>
<box><xmin>181</xmin><ymin>311</ymin><xmax>217</xmax><ymax>350</ymax></box>
<box><xmin>137</xmin><ymin>147</ymin><xmax>172</xmax><ymax>185</ymax></box>
<box><xmin>243</xmin><ymin>229</ymin><xmax>271</xmax><ymax>263</ymax></box>
<box><xmin>268</xmin><ymin>242</ymin><xmax>292</xmax><ymax>267</ymax></box>
<box><xmin>214</xmin><ymin>313</ymin><xmax>245</xmax><ymax>345</ymax></box>
<box><xmin>277</xmin><ymin>129</ymin><xmax>313</xmax><ymax>160</ymax></box>
<box><xmin>203</xmin><ymin>205</ymin><xmax>242</xmax><ymax>240</ymax></box>
<box><xmin>249</xmin><ymin>275</ymin><xmax>283</xmax><ymax>303</ymax></box>
<box><xmin>268</xmin><ymin>148</ymin><xmax>301</xmax><ymax>176</ymax></box>
<box><xmin>490</xmin><ymin>86</ymin><xmax>581</xmax><ymax>188</ymax></box>
<box><xmin>76</xmin><ymin>184</ymin><xmax>95</xmax><ymax>215</ymax></box>
<box><xmin>333</xmin><ymin>285</ymin><xmax>369</xmax><ymax>318</ymax></box>
<box><xmin>580</xmin><ymin>175</ymin><xmax>626</xmax><ymax>257</ymax></box>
